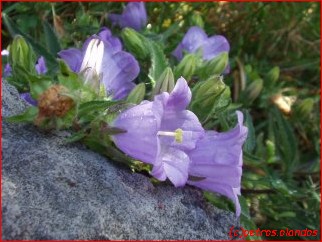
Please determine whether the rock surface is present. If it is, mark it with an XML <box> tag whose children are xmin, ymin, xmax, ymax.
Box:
<box><xmin>2</xmin><ymin>79</ymin><xmax>237</xmax><ymax>240</ymax></box>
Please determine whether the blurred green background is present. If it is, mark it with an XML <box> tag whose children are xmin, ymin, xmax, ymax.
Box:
<box><xmin>2</xmin><ymin>2</ymin><xmax>320</xmax><ymax>240</ymax></box>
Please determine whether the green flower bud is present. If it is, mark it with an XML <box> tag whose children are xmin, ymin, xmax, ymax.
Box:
<box><xmin>9</xmin><ymin>35</ymin><xmax>36</xmax><ymax>73</ymax></box>
<box><xmin>294</xmin><ymin>98</ymin><xmax>314</xmax><ymax>117</ymax></box>
<box><xmin>266</xmin><ymin>139</ymin><xmax>276</xmax><ymax>164</ymax></box>
<box><xmin>152</xmin><ymin>67</ymin><xmax>175</xmax><ymax>97</ymax></box>
<box><xmin>175</xmin><ymin>53</ymin><xmax>199</xmax><ymax>80</ymax></box>
<box><xmin>266</xmin><ymin>66</ymin><xmax>280</xmax><ymax>83</ymax></box>
<box><xmin>191</xmin><ymin>13</ymin><xmax>204</xmax><ymax>28</ymax></box>
<box><xmin>198</xmin><ymin>52</ymin><xmax>228</xmax><ymax>79</ymax></box>
<box><xmin>126</xmin><ymin>83</ymin><xmax>146</xmax><ymax>104</ymax></box>
<box><xmin>190</xmin><ymin>75</ymin><xmax>230</xmax><ymax>121</ymax></box>
<box><xmin>242</xmin><ymin>78</ymin><xmax>263</xmax><ymax>104</ymax></box>
<box><xmin>121</xmin><ymin>28</ymin><xmax>149</xmax><ymax>59</ymax></box>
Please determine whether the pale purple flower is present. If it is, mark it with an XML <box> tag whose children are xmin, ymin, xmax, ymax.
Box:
<box><xmin>113</xmin><ymin>77</ymin><xmax>204</xmax><ymax>187</ymax></box>
<box><xmin>20</xmin><ymin>93</ymin><xmax>38</xmax><ymax>106</ymax></box>
<box><xmin>3</xmin><ymin>63</ymin><xmax>11</xmax><ymax>78</ymax></box>
<box><xmin>187</xmin><ymin>111</ymin><xmax>248</xmax><ymax>216</ymax></box>
<box><xmin>172</xmin><ymin>26</ymin><xmax>230</xmax><ymax>73</ymax></box>
<box><xmin>58</xmin><ymin>27</ymin><xmax>139</xmax><ymax>100</ymax></box>
<box><xmin>109</xmin><ymin>2</ymin><xmax>147</xmax><ymax>31</ymax></box>
<box><xmin>35</xmin><ymin>56</ymin><xmax>47</xmax><ymax>74</ymax></box>
<box><xmin>20</xmin><ymin>56</ymin><xmax>48</xmax><ymax>106</ymax></box>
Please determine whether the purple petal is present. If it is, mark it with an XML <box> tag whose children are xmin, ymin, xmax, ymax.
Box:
<box><xmin>172</xmin><ymin>26</ymin><xmax>207</xmax><ymax>61</ymax></box>
<box><xmin>35</xmin><ymin>56</ymin><xmax>47</xmax><ymax>74</ymax></box>
<box><xmin>109</xmin><ymin>2</ymin><xmax>147</xmax><ymax>31</ymax></box>
<box><xmin>160</xmin><ymin>110</ymin><xmax>204</xmax><ymax>151</ymax></box>
<box><xmin>151</xmin><ymin>137</ymin><xmax>190</xmax><ymax>187</ymax></box>
<box><xmin>201</xmin><ymin>35</ymin><xmax>230</xmax><ymax>61</ymax></box>
<box><xmin>166</xmin><ymin>77</ymin><xmax>191</xmax><ymax>111</ymax></box>
<box><xmin>20</xmin><ymin>92</ymin><xmax>37</xmax><ymax>106</ymax></box>
<box><xmin>109</xmin><ymin>13</ymin><xmax>122</xmax><ymax>27</ymax></box>
<box><xmin>172</xmin><ymin>43</ymin><xmax>184</xmax><ymax>61</ymax></box>
<box><xmin>58</xmin><ymin>48</ymin><xmax>83</xmax><ymax>73</ymax></box>
<box><xmin>187</xmin><ymin>111</ymin><xmax>247</xmax><ymax>216</ymax></box>
<box><xmin>188</xmin><ymin>111</ymin><xmax>248</xmax><ymax>166</ymax></box>
<box><xmin>112</xmin><ymin>101</ymin><xmax>159</xmax><ymax>164</ymax></box>
<box><xmin>101</xmin><ymin>47</ymin><xmax>140</xmax><ymax>100</ymax></box>
<box><xmin>3</xmin><ymin>63</ymin><xmax>12</xmax><ymax>78</ymax></box>
<box><xmin>188</xmin><ymin>179</ymin><xmax>241</xmax><ymax>216</ymax></box>
<box><xmin>98</xmin><ymin>27</ymin><xmax>122</xmax><ymax>52</ymax></box>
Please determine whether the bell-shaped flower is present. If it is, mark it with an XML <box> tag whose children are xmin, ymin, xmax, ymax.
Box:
<box><xmin>58</xmin><ymin>27</ymin><xmax>139</xmax><ymax>100</ymax></box>
<box><xmin>172</xmin><ymin>26</ymin><xmax>230</xmax><ymax>66</ymax></box>
<box><xmin>187</xmin><ymin>111</ymin><xmax>248</xmax><ymax>216</ymax></box>
<box><xmin>112</xmin><ymin>77</ymin><xmax>204</xmax><ymax>187</ymax></box>
<box><xmin>109</xmin><ymin>2</ymin><xmax>147</xmax><ymax>31</ymax></box>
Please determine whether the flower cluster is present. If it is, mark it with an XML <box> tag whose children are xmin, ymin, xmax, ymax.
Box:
<box><xmin>4</xmin><ymin>2</ymin><xmax>248</xmax><ymax>217</ymax></box>
<box><xmin>113</xmin><ymin>77</ymin><xmax>247</xmax><ymax>216</ymax></box>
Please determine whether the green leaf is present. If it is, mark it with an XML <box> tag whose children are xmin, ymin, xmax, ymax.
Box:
<box><xmin>3</xmin><ymin>13</ymin><xmax>57</xmax><ymax>70</ymax></box>
<box><xmin>239</xmin><ymin>196</ymin><xmax>262</xmax><ymax>240</ymax></box>
<box><xmin>5</xmin><ymin>107</ymin><xmax>38</xmax><ymax>123</ymax></box>
<box><xmin>57</xmin><ymin>60</ymin><xmax>83</xmax><ymax>90</ymax></box>
<box><xmin>147</xmin><ymin>40</ymin><xmax>169</xmax><ymax>85</ymax></box>
<box><xmin>203</xmin><ymin>191</ymin><xmax>234</xmax><ymax>212</ymax></box>
<box><xmin>29</xmin><ymin>75</ymin><xmax>53</xmax><ymax>99</ymax></box>
<box><xmin>43</xmin><ymin>20</ymin><xmax>61</xmax><ymax>56</ymax></box>
<box><xmin>65</xmin><ymin>130</ymin><xmax>87</xmax><ymax>143</ymax></box>
<box><xmin>270</xmin><ymin>107</ymin><xmax>297</xmax><ymax>173</ymax></box>
<box><xmin>243</xmin><ymin>110</ymin><xmax>256</xmax><ymax>153</ymax></box>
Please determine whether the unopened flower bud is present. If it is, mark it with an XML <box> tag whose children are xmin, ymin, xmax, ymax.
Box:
<box><xmin>175</xmin><ymin>54</ymin><xmax>199</xmax><ymax>80</ymax></box>
<box><xmin>244</xmin><ymin>78</ymin><xmax>263</xmax><ymax>103</ymax></box>
<box><xmin>293</xmin><ymin>98</ymin><xmax>314</xmax><ymax>117</ymax></box>
<box><xmin>9</xmin><ymin>35</ymin><xmax>36</xmax><ymax>73</ymax></box>
<box><xmin>121</xmin><ymin>28</ymin><xmax>149</xmax><ymax>59</ymax></box>
<box><xmin>190</xmin><ymin>75</ymin><xmax>228</xmax><ymax>121</ymax></box>
<box><xmin>266</xmin><ymin>66</ymin><xmax>280</xmax><ymax>83</ymax></box>
<box><xmin>201</xmin><ymin>52</ymin><xmax>228</xmax><ymax>76</ymax></box>
<box><xmin>191</xmin><ymin>13</ymin><xmax>204</xmax><ymax>28</ymax></box>
<box><xmin>153</xmin><ymin>67</ymin><xmax>175</xmax><ymax>97</ymax></box>
<box><xmin>126</xmin><ymin>83</ymin><xmax>146</xmax><ymax>104</ymax></box>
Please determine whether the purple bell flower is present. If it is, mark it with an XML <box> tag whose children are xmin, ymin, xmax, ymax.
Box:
<box><xmin>109</xmin><ymin>2</ymin><xmax>147</xmax><ymax>31</ymax></box>
<box><xmin>113</xmin><ymin>77</ymin><xmax>204</xmax><ymax>187</ymax></box>
<box><xmin>58</xmin><ymin>27</ymin><xmax>139</xmax><ymax>100</ymax></box>
<box><xmin>187</xmin><ymin>111</ymin><xmax>248</xmax><ymax>216</ymax></box>
<box><xmin>172</xmin><ymin>26</ymin><xmax>230</xmax><ymax>73</ymax></box>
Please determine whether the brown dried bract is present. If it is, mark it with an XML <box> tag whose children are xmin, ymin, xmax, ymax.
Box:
<box><xmin>36</xmin><ymin>85</ymin><xmax>74</xmax><ymax>124</ymax></box>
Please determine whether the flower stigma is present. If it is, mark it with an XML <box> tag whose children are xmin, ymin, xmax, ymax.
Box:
<box><xmin>157</xmin><ymin>128</ymin><xmax>183</xmax><ymax>143</ymax></box>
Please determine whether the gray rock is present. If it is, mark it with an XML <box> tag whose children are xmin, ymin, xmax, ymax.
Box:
<box><xmin>2</xmin><ymin>79</ymin><xmax>238</xmax><ymax>240</ymax></box>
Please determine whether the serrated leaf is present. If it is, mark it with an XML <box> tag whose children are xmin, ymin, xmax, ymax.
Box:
<box><xmin>147</xmin><ymin>40</ymin><xmax>169</xmax><ymax>85</ymax></box>
<box><xmin>78</xmin><ymin>100</ymin><xmax>119</xmax><ymax>118</ymax></box>
<box><xmin>43</xmin><ymin>20</ymin><xmax>61</xmax><ymax>56</ymax></box>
